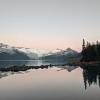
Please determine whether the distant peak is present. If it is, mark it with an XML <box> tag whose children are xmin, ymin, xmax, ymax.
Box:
<box><xmin>66</xmin><ymin>48</ymin><xmax>72</xmax><ymax>51</ymax></box>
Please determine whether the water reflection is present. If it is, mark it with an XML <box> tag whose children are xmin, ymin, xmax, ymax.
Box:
<box><xmin>0</xmin><ymin>65</ymin><xmax>78</xmax><ymax>79</ymax></box>
<box><xmin>1</xmin><ymin>60</ymin><xmax>100</xmax><ymax>91</ymax></box>
<box><xmin>82</xmin><ymin>67</ymin><xmax>100</xmax><ymax>90</ymax></box>
<box><xmin>0</xmin><ymin>71</ymin><xmax>16</xmax><ymax>79</ymax></box>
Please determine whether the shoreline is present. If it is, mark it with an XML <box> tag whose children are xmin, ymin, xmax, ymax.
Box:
<box><xmin>68</xmin><ymin>61</ymin><xmax>100</xmax><ymax>69</ymax></box>
<box><xmin>0</xmin><ymin>61</ymin><xmax>100</xmax><ymax>72</ymax></box>
<box><xmin>0</xmin><ymin>64</ymin><xmax>67</xmax><ymax>72</ymax></box>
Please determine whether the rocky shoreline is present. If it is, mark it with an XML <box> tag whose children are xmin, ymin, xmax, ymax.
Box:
<box><xmin>0</xmin><ymin>61</ymin><xmax>100</xmax><ymax>72</ymax></box>
<box><xmin>0</xmin><ymin>64</ymin><xmax>67</xmax><ymax>72</ymax></box>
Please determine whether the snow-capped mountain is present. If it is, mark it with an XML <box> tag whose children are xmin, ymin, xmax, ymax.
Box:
<box><xmin>0</xmin><ymin>43</ymin><xmax>80</xmax><ymax>60</ymax></box>
<box><xmin>0</xmin><ymin>43</ymin><xmax>38</xmax><ymax>60</ymax></box>
<box><xmin>16</xmin><ymin>47</ymin><xmax>38</xmax><ymax>59</ymax></box>
<box><xmin>0</xmin><ymin>43</ymin><xmax>15</xmax><ymax>54</ymax></box>
<box><xmin>42</xmin><ymin>48</ymin><xmax>79</xmax><ymax>57</ymax></box>
<box><xmin>16</xmin><ymin>47</ymin><xmax>49</xmax><ymax>57</ymax></box>
<box><xmin>41</xmin><ymin>48</ymin><xmax>80</xmax><ymax>60</ymax></box>
<box><xmin>0</xmin><ymin>43</ymin><xmax>50</xmax><ymax>60</ymax></box>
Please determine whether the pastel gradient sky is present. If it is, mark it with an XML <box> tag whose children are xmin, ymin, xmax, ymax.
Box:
<box><xmin>0</xmin><ymin>0</ymin><xmax>100</xmax><ymax>51</ymax></box>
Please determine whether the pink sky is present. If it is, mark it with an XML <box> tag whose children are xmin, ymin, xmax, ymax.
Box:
<box><xmin>0</xmin><ymin>0</ymin><xmax>100</xmax><ymax>51</ymax></box>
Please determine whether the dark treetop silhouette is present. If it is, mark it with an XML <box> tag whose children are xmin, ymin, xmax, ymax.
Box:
<box><xmin>81</xmin><ymin>39</ymin><xmax>100</xmax><ymax>62</ymax></box>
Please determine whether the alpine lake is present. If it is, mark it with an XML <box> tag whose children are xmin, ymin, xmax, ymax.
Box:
<box><xmin>0</xmin><ymin>60</ymin><xmax>100</xmax><ymax>100</ymax></box>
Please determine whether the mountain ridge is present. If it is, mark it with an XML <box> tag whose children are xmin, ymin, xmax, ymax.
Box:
<box><xmin>0</xmin><ymin>43</ymin><xmax>80</xmax><ymax>60</ymax></box>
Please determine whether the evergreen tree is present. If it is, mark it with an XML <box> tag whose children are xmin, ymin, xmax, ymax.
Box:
<box><xmin>81</xmin><ymin>40</ymin><xmax>100</xmax><ymax>62</ymax></box>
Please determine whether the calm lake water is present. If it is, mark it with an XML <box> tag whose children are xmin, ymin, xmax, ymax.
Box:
<box><xmin>0</xmin><ymin>60</ymin><xmax>100</xmax><ymax>100</ymax></box>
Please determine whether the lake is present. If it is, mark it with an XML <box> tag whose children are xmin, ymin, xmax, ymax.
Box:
<box><xmin>0</xmin><ymin>60</ymin><xmax>100</xmax><ymax>100</ymax></box>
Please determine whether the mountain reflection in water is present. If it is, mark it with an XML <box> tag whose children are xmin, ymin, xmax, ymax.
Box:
<box><xmin>0</xmin><ymin>60</ymin><xmax>100</xmax><ymax>91</ymax></box>
<box><xmin>0</xmin><ymin>60</ymin><xmax>78</xmax><ymax>78</ymax></box>
<box><xmin>0</xmin><ymin>60</ymin><xmax>100</xmax><ymax>100</ymax></box>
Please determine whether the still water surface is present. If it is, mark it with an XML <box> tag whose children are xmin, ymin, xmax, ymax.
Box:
<box><xmin>0</xmin><ymin>60</ymin><xmax>100</xmax><ymax>100</ymax></box>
